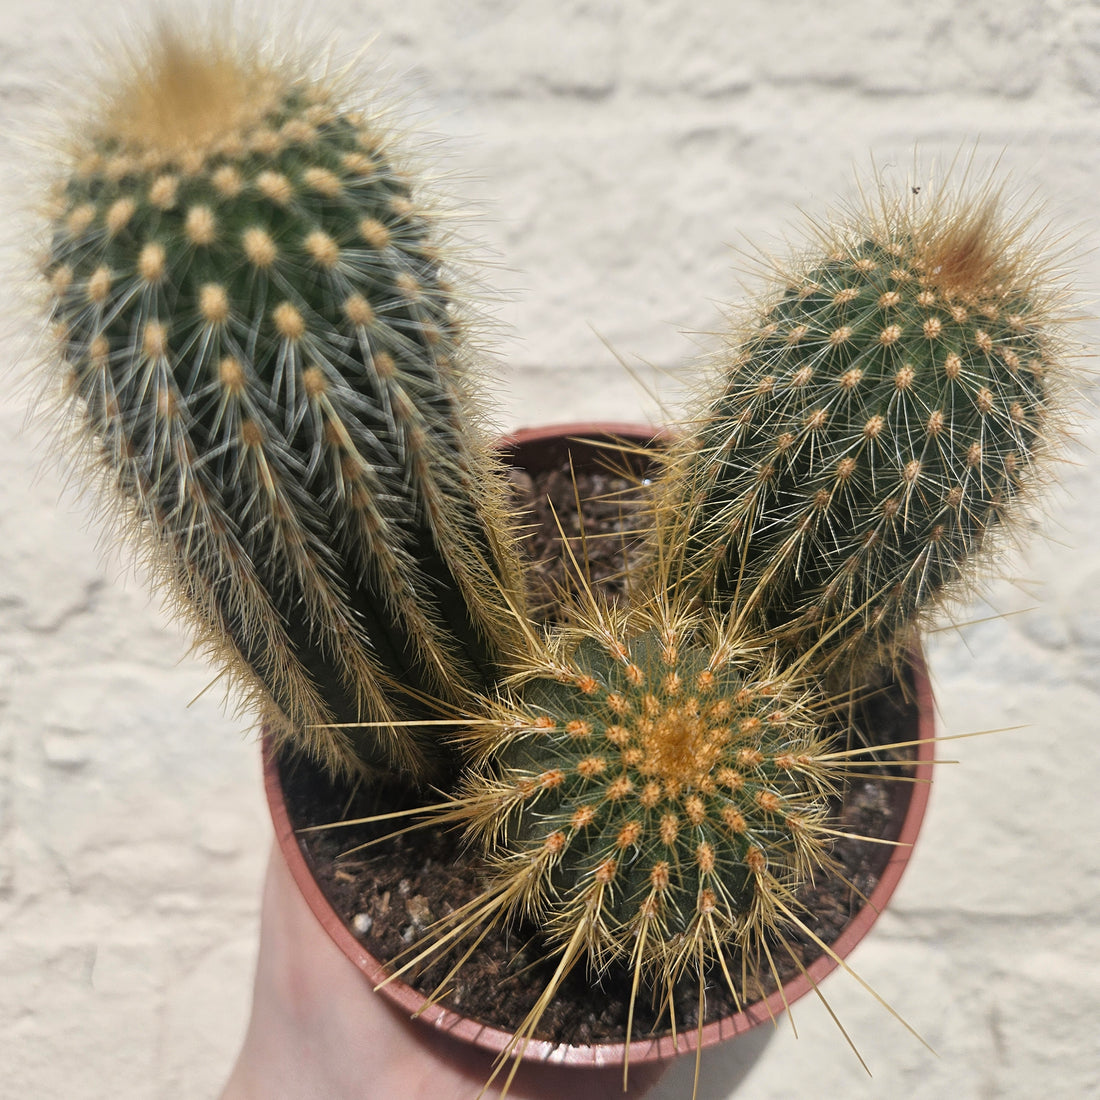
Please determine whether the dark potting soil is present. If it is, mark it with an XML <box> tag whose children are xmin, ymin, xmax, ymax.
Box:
<box><xmin>278</xmin><ymin>442</ymin><xmax>921</xmax><ymax>1046</ymax></box>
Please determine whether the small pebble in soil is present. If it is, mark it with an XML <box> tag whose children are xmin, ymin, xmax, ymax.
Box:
<box><xmin>352</xmin><ymin>912</ymin><xmax>373</xmax><ymax>935</ymax></box>
<box><xmin>406</xmin><ymin>895</ymin><xmax>434</xmax><ymax>930</ymax></box>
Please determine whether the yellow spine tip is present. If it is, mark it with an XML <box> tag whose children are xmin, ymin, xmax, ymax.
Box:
<box><xmin>199</xmin><ymin>283</ymin><xmax>230</xmax><ymax>324</ymax></box>
<box><xmin>66</xmin><ymin>203</ymin><xmax>96</xmax><ymax>236</ymax></box>
<box><xmin>149</xmin><ymin>174</ymin><xmax>179</xmax><ymax>209</ymax></box>
<box><xmin>106</xmin><ymin>197</ymin><xmax>137</xmax><ymax>236</ymax></box>
<box><xmin>342</xmin><ymin>293</ymin><xmax>375</xmax><ymax>327</ymax></box>
<box><xmin>185</xmin><ymin>205</ymin><xmax>217</xmax><ymax>245</ymax></box>
<box><xmin>243</xmin><ymin>227</ymin><xmax>278</xmax><ymax>268</ymax></box>
<box><xmin>273</xmin><ymin>301</ymin><xmax>306</xmax><ymax>341</ymax></box>
<box><xmin>219</xmin><ymin>356</ymin><xmax>246</xmax><ymax>393</ymax></box>
<box><xmin>143</xmin><ymin>321</ymin><xmax>168</xmax><ymax>357</ymax></box>
<box><xmin>373</xmin><ymin>351</ymin><xmax>397</xmax><ymax>379</ymax></box>
<box><xmin>49</xmin><ymin>265</ymin><xmax>74</xmax><ymax>296</ymax></box>
<box><xmin>280</xmin><ymin>119</ymin><xmax>318</xmax><ymax>145</ymax></box>
<box><xmin>212</xmin><ymin>166</ymin><xmax>243</xmax><ymax>198</ymax></box>
<box><xmin>256</xmin><ymin>170</ymin><xmax>294</xmax><ymax>205</ymax></box>
<box><xmin>396</xmin><ymin>272</ymin><xmax>422</xmax><ymax>300</ymax></box>
<box><xmin>138</xmin><ymin>242</ymin><xmax>167</xmax><ymax>282</ymax></box>
<box><xmin>301</xmin><ymin>365</ymin><xmax>328</xmax><ymax>398</ymax></box>
<box><xmin>305</xmin><ymin>230</ymin><xmax>341</xmax><ymax>268</ymax></box>
<box><xmin>303</xmin><ymin>166</ymin><xmax>342</xmax><ymax>197</ymax></box>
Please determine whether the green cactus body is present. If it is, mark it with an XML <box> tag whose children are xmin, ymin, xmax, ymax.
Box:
<box><xmin>41</xmin><ymin>37</ymin><xmax>526</xmax><ymax>780</ymax></box>
<box><xmin>659</xmin><ymin>191</ymin><xmax>1065</xmax><ymax>666</ymax></box>
<box><xmin>446</xmin><ymin>602</ymin><xmax>835</xmax><ymax>1002</ymax></box>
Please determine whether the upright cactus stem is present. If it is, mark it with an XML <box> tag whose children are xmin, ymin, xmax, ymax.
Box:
<box><xmin>656</xmin><ymin>176</ymin><xmax>1074</xmax><ymax>670</ymax></box>
<box><xmin>40</xmin><ymin>31</ymin><xmax>527</xmax><ymax>781</ymax></box>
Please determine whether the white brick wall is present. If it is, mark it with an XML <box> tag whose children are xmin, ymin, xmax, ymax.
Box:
<box><xmin>1</xmin><ymin>2</ymin><xmax>1097</xmax><ymax>1097</ymax></box>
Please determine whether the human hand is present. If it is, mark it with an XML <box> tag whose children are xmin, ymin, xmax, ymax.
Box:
<box><xmin>221</xmin><ymin>843</ymin><xmax>667</xmax><ymax>1100</ymax></box>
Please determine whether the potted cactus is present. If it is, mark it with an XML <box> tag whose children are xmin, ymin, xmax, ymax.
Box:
<box><xmin>33</xmin><ymin>23</ymin><xmax>1076</xmax><ymax>1099</ymax></box>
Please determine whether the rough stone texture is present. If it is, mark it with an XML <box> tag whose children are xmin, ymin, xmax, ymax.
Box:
<box><xmin>1</xmin><ymin>2</ymin><xmax>1098</xmax><ymax>1097</ymax></box>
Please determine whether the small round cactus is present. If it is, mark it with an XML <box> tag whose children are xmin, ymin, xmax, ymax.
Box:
<box><xmin>39</xmin><ymin>30</ymin><xmax>527</xmax><ymax>780</ymax></box>
<box><xmin>654</xmin><ymin>175</ymin><xmax>1074</xmax><ymax>668</ymax></box>
<box><xmin>425</xmin><ymin>598</ymin><xmax>843</xmax><ymax>1046</ymax></box>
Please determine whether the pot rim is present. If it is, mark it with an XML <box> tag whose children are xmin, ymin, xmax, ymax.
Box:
<box><xmin>262</xmin><ymin>421</ymin><xmax>937</xmax><ymax>1068</ymax></box>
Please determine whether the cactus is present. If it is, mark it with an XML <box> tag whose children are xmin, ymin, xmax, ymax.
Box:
<box><xmin>31</xmin><ymin>20</ymin><xmax>1084</xmax><ymax>1094</ymax></box>
<box><xmin>39</xmin><ymin>31</ymin><xmax>527</xmax><ymax>781</ymax></box>
<box><xmin>653</xmin><ymin>177</ymin><xmax>1072</xmax><ymax>668</ymax></box>
<box><xmin>388</xmin><ymin>594</ymin><xmax>884</xmax><ymax>1071</ymax></box>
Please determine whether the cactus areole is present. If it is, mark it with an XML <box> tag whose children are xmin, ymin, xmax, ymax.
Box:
<box><xmin>42</xmin><ymin>35</ymin><xmax>526</xmax><ymax>783</ymax></box>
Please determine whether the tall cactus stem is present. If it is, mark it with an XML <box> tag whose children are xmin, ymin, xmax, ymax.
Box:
<box><xmin>650</xmin><ymin>163</ymin><xmax>1078</xmax><ymax>670</ymax></box>
<box><xmin>38</xmin><ymin>26</ymin><xmax>529</xmax><ymax>781</ymax></box>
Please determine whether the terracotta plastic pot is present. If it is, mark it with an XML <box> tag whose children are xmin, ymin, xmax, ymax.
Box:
<box><xmin>262</xmin><ymin>422</ymin><xmax>937</xmax><ymax>1069</ymax></box>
